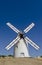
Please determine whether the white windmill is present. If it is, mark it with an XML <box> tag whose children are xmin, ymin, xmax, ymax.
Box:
<box><xmin>5</xmin><ymin>22</ymin><xmax>40</xmax><ymax>57</ymax></box>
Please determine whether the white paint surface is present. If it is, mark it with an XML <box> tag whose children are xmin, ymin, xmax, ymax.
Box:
<box><xmin>14</xmin><ymin>38</ymin><xmax>30</xmax><ymax>57</ymax></box>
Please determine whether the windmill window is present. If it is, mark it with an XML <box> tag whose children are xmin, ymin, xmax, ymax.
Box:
<box><xmin>20</xmin><ymin>53</ymin><xmax>25</xmax><ymax>56</ymax></box>
<box><xmin>16</xmin><ymin>46</ymin><xmax>18</xmax><ymax>48</ymax></box>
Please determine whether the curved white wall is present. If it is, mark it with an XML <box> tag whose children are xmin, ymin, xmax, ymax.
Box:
<box><xmin>14</xmin><ymin>38</ymin><xmax>30</xmax><ymax>57</ymax></box>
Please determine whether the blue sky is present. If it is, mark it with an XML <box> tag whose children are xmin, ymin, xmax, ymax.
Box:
<box><xmin>0</xmin><ymin>0</ymin><xmax>42</xmax><ymax>57</ymax></box>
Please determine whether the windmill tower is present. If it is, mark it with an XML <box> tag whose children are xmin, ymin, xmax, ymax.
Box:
<box><xmin>5</xmin><ymin>22</ymin><xmax>40</xmax><ymax>57</ymax></box>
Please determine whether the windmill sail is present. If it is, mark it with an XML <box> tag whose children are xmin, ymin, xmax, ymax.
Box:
<box><xmin>5</xmin><ymin>36</ymin><xmax>20</xmax><ymax>50</ymax></box>
<box><xmin>6</xmin><ymin>22</ymin><xmax>20</xmax><ymax>33</ymax></box>
<box><xmin>24</xmin><ymin>23</ymin><xmax>35</xmax><ymax>33</ymax></box>
<box><xmin>25</xmin><ymin>36</ymin><xmax>40</xmax><ymax>50</ymax></box>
